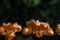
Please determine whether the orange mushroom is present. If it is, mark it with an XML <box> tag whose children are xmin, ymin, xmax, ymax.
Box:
<box><xmin>5</xmin><ymin>31</ymin><xmax>15</xmax><ymax>40</ymax></box>
<box><xmin>0</xmin><ymin>27</ymin><xmax>4</xmax><ymax>35</ymax></box>
<box><xmin>33</xmin><ymin>20</ymin><xmax>41</xmax><ymax>27</ymax></box>
<box><xmin>40</xmin><ymin>23</ymin><xmax>49</xmax><ymax>30</ymax></box>
<box><xmin>32</xmin><ymin>20</ymin><xmax>41</xmax><ymax>30</ymax></box>
<box><xmin>2</xmin><ymin>23</ymin><xmax>14</xmax><ymax>32</ymax></box>
<box><xmin>12</xmin><ymin>22</ymin><xmax>22</xmax><ymax>32</ymax></box>
<box><xmin>2</xmin><ymin>22</ymin><xmax>22</xmax><ymax>32</ymax></box>
<box><xmin>56</xmin><ymin>24</ymin><xmax>60</xmax><ymax>35</ymax></box>
<box><xmin>44</xmin><ymin>28</ymin><xmax>54</xmax><ymax>36</ymax></box>
<box><xmin>22</xmin><ymin>27</ymin><xmax>32</xmax><ymax>35</ymax></box>
<box><xmin>26</xmin><ymin>20</ymin><xmax>42</xmax><ymax>35</ymax></box>
<box><xmin>1</xmin><ymin>22</ymin><xmax>22</xmax><ymax>40</ymax></box>
<box><xmin>26</xmin><ymin>20</ymin><xmax>35</xmax><ymax>28</ymax></box>
<box><xmin>26</xmin><ymin>20</ymin><xmax>41</xmax><ymax>31</ymax></box>
<box><xmin>35</xmin><ymin>30</ymin><xmax>43</xmax><ymax>38</ymax></box>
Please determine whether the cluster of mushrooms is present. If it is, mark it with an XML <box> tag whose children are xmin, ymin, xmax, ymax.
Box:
<box><xmin>22</xmin><ymin>20</ymin><xmax>54</xmax><ymax>37</ymax></box>
<box><xmin>0</xmin><ymin>20</ymin><xmax>60</xmax><ymax>40</ymax></box>
<box><xmin>22</xmin><ymin>20</ymin><xmax>60</xmax><ymax>37</ymax></box>
<box><xmin>0</xmin><ymin>22</ymin><xmax>22</xmax><ymax>40</ymax></box>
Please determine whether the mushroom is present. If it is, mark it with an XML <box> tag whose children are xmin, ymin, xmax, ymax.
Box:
<box><xmin>26</xmin><ymin>20</ymin><xmax>41</xmax><ymax>28</ymax></box>
<box><xmin>56</xmin><ymin>24</ymin><xmax>60</xmax><ymax>35</ymax></box>
<box><xmin>40</xmin><ymin>22</ymin><xmax>49</xmax><ymax>30</ymax></box>
<box><xmin>34</xmin><ymin>20</ymin><xmax>41</xmax><ymax>27</ymax></box>
<box><xmin>35</xmin><ymin>30</ymin><xmax>43</xmax><ymax>38</ymax></box>
<box><xmin>32</xmin><ymin>20</ymin><xmax>41</xmax><ymax>30</ymax></box>
<box><xmin>22</xmin><ymin>27</ymin><xmax>32</xmax><ymax>35</ymax></box>
<box><xmin>2</xmin><ymin>22</ymin><xmax>22</xmax><ymax>40</ymax></box>
<box><xmin>5</xmin><ymin>31</ymin><xmax>15</xmax><ymax>40</ymax></box>
<box><xmin>26</xmin><ymin>20</ymin><xmax>35</xmax><ymax>27</ymax></box>
<box><xmin>12</xmin><ymin>22</ymin><xmax>22</xmax><ymax>32</ymax></box>
<box><xmin>2</xmin><ymin>22</ymin><xmax>22</xmax><ymax>32</ymax></box>
<box><xmin>44</xmin><ymin>28</ymin><xmax>54</xmax><ymax>36</ymax></box>
<box><xmin>2</xmin><ymin>23</ymin><xmax>14</xmax><ymax>32</ymax></box>
<box><xmin>0</xmin><ymin>27</ymin><xmax>4</xmax><ymax>35</ymax></box>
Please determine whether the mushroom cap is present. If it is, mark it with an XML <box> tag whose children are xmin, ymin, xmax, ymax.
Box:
<box><xmin>26</xmin><ymin>21</ymin><xmax>35</xmax><ymax>27</ymax></box>
<box><xmin>5</xmin><ymin>32</ymin><xmax>15</xmax><ymax>40</ymax></box>
<box><xmin>40</xmin><ymin>23</ymin><xmax>50</xmax><ymax>30</ymax></box>
<box><xmin>35</xmin><ymin>30</ymin><xmax>43</xmax><ymax>38</ymax></box>
<box><xmin>32</xmin><ymin>20</ymin><xmax>41</xmax><ymax>30</ymax></box>
<box><xmin>56</xmin><ymin>24</ymin><xmax>60</xmax><ymax>30</ymax></box>
<box><xmin>3</xmin><ymin>25</ymin><xmax>15</xmax><ymax>32</ymax></box>
<box><xmin>0</xmin><ymin>27</ymin><xmax>4</xmax><ymax>35</ymax></box>
<box><xmin>56</xmin><ymin>24</ymin><xmax>60</xmax><ymax>34</ymax></box>
<box><xmin>34</xmin><ymin>20</ymin><xmax>41</xmax><ymax>27</ymax></box>
<box><xmin>44</xmin><ymin>28</ymin><xmax>54</xmax><ymax>36</ymax></box>
<box><xmin>2</xmin><ymin>22</ymin><xmax>22</xmax><ymax>32</ymax></box>
<box><xmin>22</xmin><ymin>27</ymin><xmax>32</xmax><ymax>35</ymax></box>
<box><xmin>2</xmin><ymin>23</ymin><xmax>11</xmax><ymax>26</ymax></box>
<box><xmin>12</xmin><ymin>23</ymin><xmax>22</xmax><ymax>32</ymax></box>
<box><xmin>2</xmin><ymin>23</ymin><xmax>14</xmax><ymax>32</ymax></box>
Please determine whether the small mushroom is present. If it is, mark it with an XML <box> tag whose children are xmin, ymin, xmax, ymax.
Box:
<box><xmin>26</xmin><ymin>21</ymin><xmax>35</xmax><ymax>27</ymax></box>
<box><xmin>40</xmin><ymin>23</ymin><xmax>49</xmax><ymax>30</ymax></box>
<box><xmin>56</xmin><ymin>24</ymin><xmax>60</xmax><ymax>35</ymax></box>
<box><xmin>34</xmin><ymin>20</ymin><xmax>41</xmax><ymax>26</ymax></box>
<box><xmin>0</xmin><ymin>27</ymin><xmax>4</xmax><ymax>35</ymax></box>
<box><xmin>44</xmin><ymin>28</ymin><xmax>54</xmax><ymax>36</ymax></box>
<box><xmin>32</xmin><ymin>20</ymin><xmax>41</xmax><ymax>30</ymax></box>
<box><xmin>22</xmin><ymin>27</ymin><xmax>32</xmax><ymax>35</ymax></box>
<box><xmin>12</xmin><ymin>22</ymin><xmax>22</xmax><ymax>32</ymax></box>
<box><xmin>2</xmin><ymin>23</ymin><xmax>14</xmax><ymax>32</ymax></box>
<box><xmin>5</xmin><ymin>32</ymin><xmax>15</xmax><ymax>40</ymax></box>
<box><xmin>35</xmin><ymin>30</ymin><xmax>43</xmax><ymax>38</ymax></box>
<box><xmin>2</xmin><ymin>22</ymin><xmax>22</xmax><ymax>32</ymax></box>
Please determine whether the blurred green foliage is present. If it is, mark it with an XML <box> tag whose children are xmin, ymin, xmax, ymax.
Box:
<box><xmin>33</xmin><ymin>0</ymin><xmax>41</xmax><ymax>6</ymax></box>
<box><xmin>23</xmin><ymin>0</ymin><xmax>41</xmax><ymax>6</ymax></box>
<box><xmin>50</xmin><ymin>0</ymin><xmax>58</xmax><ymax>5</ymax></box>
<box><xmin>40</xmin><ymin>10</ymin><xmax>49</xmax><ymax>19</ymax></box>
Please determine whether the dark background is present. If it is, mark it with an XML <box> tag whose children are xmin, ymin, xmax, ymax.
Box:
<box><xmin>0</xmin><ymin>0</ymin><xmax>60</xmax><ymax>40</ymax></box>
